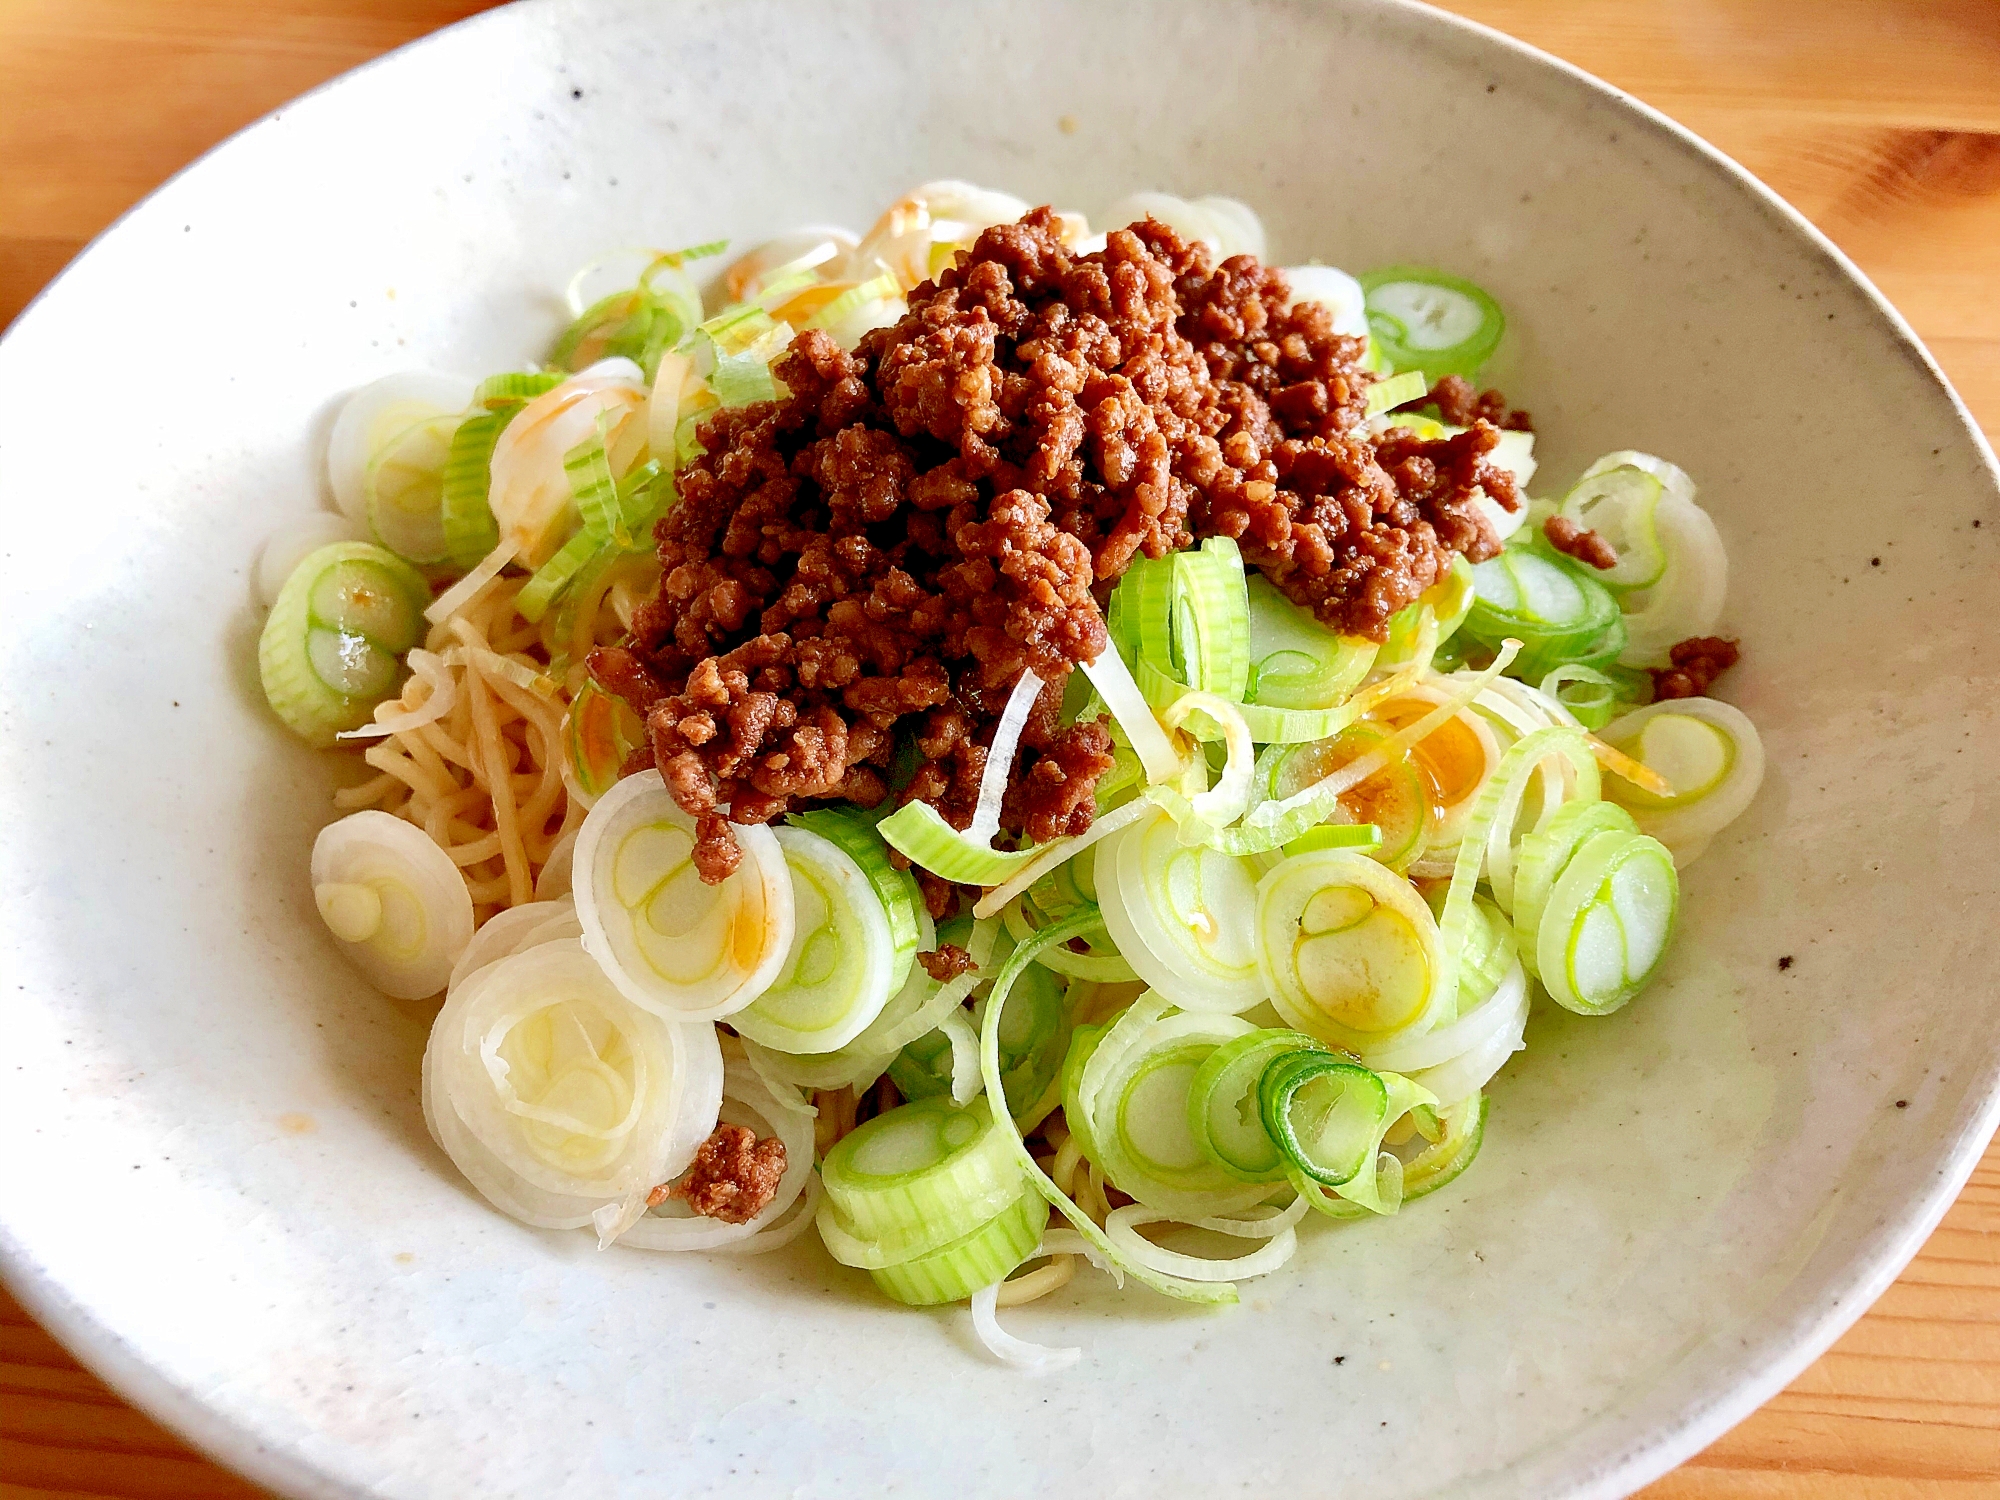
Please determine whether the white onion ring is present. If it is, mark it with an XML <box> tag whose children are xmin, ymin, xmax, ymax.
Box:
<box><xmin>337</xmin><ymin>649</ymin><xmax>457</xmax><ymax>740</ymax></box>
<box><xmin>1363</xmin><ymin>962</ymin><xmax>1527</xmax><ymax>1077</ymax></box>
<box><xmin>967</xmin><ymin>668</ymin><xmax>1043</xmax><ymax>845</ymax></box>
<box><xmin>1407</xmin><ymin>972</ymin><xmax>1530</xmax><ymax>1106</ymax></box>
<box><xmin>446</xmin><ymin>897</ymin><xmax>576</xmax><ymax>994</ymax></box>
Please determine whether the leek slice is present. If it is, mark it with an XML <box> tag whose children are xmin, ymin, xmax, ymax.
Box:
<box><xmin>365</xmin><ymin>411</ymin><xmax>459</xmax><ymax>566</ymax></box>
<box><xmin>786</xmin><ymin>809</ymin><xmax>923</xmax><ymax>995</ymax></box>
<box><xmin>1097</xmin><ymin>807</ymin><xmax>1268</xmax><ymax>1013</ymax></box>
<box><xmin>1537</xmin><ymin>831</ymin><xmax>1679</xmax><ymax>1016</ymax></box>
<box><xmin>563</xmin><ymin>680</ymin><xmax>645</xmax><ymax>805</ymax></box>
<box><xmin>1067</xmin><ymin>993</ymin><xmax>1269</xmax><ymax>1218</ymax></box>
<box><xmin>866</xmin><ymin>1183</ymin><xmax>1048</xmax><ymax>1307</ymax></box>
<box><xmin>1403</xmin><ymin>1090</ymin><xmax>1487</xmax><ymax>1201</ymax></box>
<box><xmin>971</xmin><ymin>960</ymin><xmax>1073</xmax><ymax>1130</ymax></box>
<box><xmin>1558</xmin><ymin>460</ymin><xmax>1668</xmax><ymax>592</ymax></box>
<box><xmin>729</xmin><ymin>825</ymin><xmax>902</xmax><ymax>1054</ymax></box>
<box><xmin>1511</xmin><ymin>801</ymin><xmax>1639</xmax><ymax>974</ymax></box>
<box><xmin>1364</xmin><ymin>369</ymin><xmax>1428</xmax><ymax>417</ymax></box>
<box><xmin>440</xmin><ymin>409</ymin><xmax>512</xmax><ymax>569</ymax></box>
<box><xmin>1283</xmin><ymin>262</ymin><xmax>1370</xmax><ymax>337</ymax></box>
<box><xmin>1258</xmin><ymin>1053</ymin><xmax>1434</xmax><ymax>1212</ymax></box>
<box><xmin>876</xmin><ymin>800</ymin><xmax>1035</xmax><ymax>884</ymax></box>
<box><xmin>1244</xmin><ymin>574</ymin><xmax>1377</xmax><ymax>712</ymax></box>
<box><xmin>980</xmin><ymin>906</ymin><xmax>1237</xmax><ymax>1304</ymax></box>
<box><xmin>1260</xmin><ymin>725</ymin><xmax>1429</xmax><ymax>872</ymax></box>
<box><xmin>312</xmin><ymin>810</ymin><xmax>474</xmax><ymax>998</ymax></box>
<box><xmin>1600</xmin><ymin>698</ymin><xmax>1765</xmax><ymax>860</ymax></box>
<box><xmin>1256</xmin><ymin>849</ymin><xmax>1449</xmax><ymax>1053</ymax></box>
<box><xmin>259</xmin><ymin>541</ymin><xmax>430</xmax><ymax>746</ymax></box>
<box><xmin>421</xmin><ymin>938</ymin><xmax>722</xmax><ymax>1230</ymax></box>
<box><xmin>818</xmin><ymin>1093</ymin><xmax>1027</xmax><ymax>1243</ymax></box>
<box><xmin>327</xmin><ymin>371</ymin><xmax>474</xmax><ymax>523</ymax></box>
<box><xmin>572</xmin><ymin>770</ymin><xmax>794</xmax><ymax>1021</ymax></box>
<box><xmin>1359</xmin><ymin>266</ymin><xmax>1505</xmax><ymax>381</ymax></box>
<box><xmin>1460</xmin><ymin>547</ymin><xmax>1621</xmax><ymax>681</ymax></box>
<box><xmin>1188</xmin><ymin>1028</ymin><xmax>1329</xmax><ymax>1183</ymax></box>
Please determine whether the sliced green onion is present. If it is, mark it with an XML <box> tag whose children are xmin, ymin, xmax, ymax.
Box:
<box><xmin>1558</xmin><ymin>461</ymin><xmax>1668</xmax><ymax>592</ymax></box>
<box><xmin>1364</xmin><ymin>369</ymin><xmax>1428</xmax><ymax>417</ymax></box>
<box><xmin>1171</xmin><ymin>538</ymin><xmax>1250</xmax><ymax>700</ymax></box>
<box><xmin>1536</xmin><ymin>831</ymin><xmax>1679</xmax><ymax>1016</ymax></box>
<box><xmin>1538</xmin><ymin>664</ymin><xmax>1629</xmax><ymax>731</ymax></box>
<box><xmin>1188</xmin><ymin>1028</ymin><xmax>1328</xmax><ymax>1183</ymax></box>
<box><xmin>1256</xmin><ymin>848</ymin><xmax>1449</xmax><ymax>1052</ymax></box>
<box><xmin>1096</xmin><ymin>807</ymin><xmax>1268</xmax><ymax>1013</ymax></box>
<box><xmin>864</xmin><ymin>1181</ymin><xmax>1047</xmax><ymax>1307</ymax></box>
<box><xmin>1068</xmin><ymin>992</ymin><xmax>1271</xmax><ymax>1218</ymax></box>
<box><xmin>730</xmin><ymin>824</ymin><xmax>902</xmax><ymax>1054</ymax></box>
<box><xmin>885</xmin><ymin>1021</ymin><xmax>957</xmax><ymax>1106</ymax></box>
<box><xmin>1460</xmin><ymin>547</ymin><xmax>1621</xmax><ymax>681</ymax></box>
<box><xmin>818</xmin><ymin>1093</ymin><xmax>1026</xmax><ymax>1243</ymax></box>
<box><xmin>515</xmin><ymin>526</ymin><xmax>607</xmax><ymax>624</ymax></box>
<box><xmin>476</xmin><ymin>371</ymin><xmax>565</xmax><ymax>408</ymax></box>
<box><xmin>440</xmin><ymin>409</ymin><xmax>512</xmax><ymax>569</ymax></box>
<box><xmin>259</xmin><ymin>542</ymin><xmax>430</xmax><ymax>746</ymax></box>
<box><xmin>1002</xmin><ymin>897</ymin><xmax>1134</xmax><ymax>983</ymax></box>
<box><xmin>1258</xmin><ymin>1053</ymin><xmax>1433</xmax><ymax>1213</ymax></box>
<box><xmin>1243</xmin><ymin>575</ymin><xmax>1378</xmax><ymax>712</ymax></box>
<box><xmin>1403</xmin><ymin>1090</ymin><xmax>1486</xmax><ymax>1201</ymax></box>
<box><xmin>564</xmin><ymin>679</ymin><xmax>645</xmax><ymax>803</ymax></box>
<box><xmin>876</xmin><ymin>800</ymin><xmax>1035</xmax><ymax>884</ymax></box>
<box><xmin>785</xmin><ymin>809</ymin><xmax>923</xmax><ymax>997</ymax></box>
<box><xmin>1599</xmin><ymin>698</ymin><xmax>1766</xmax><ymax>861</ymax></box>
<box><xmin>973</xmin><ymin>958</ymin><xmax>1072</xmax><ymax>1130</ymax></box>
<box><xmin>553</xmin><ymin>286</ymin><xmax>688</xmax><ymax>382</ymax></box>
<box><xmin>1359</xmin><ymin>266</ymin><xmax>1505</xmax><ymax>381</ymax></box>
<box><xmin>979</xmin><ymin>905</ymin><xmax>1237</xmax><ymax>1304</ymax></box>
<box><xmin>365</xmin><ymin>412</ymin><xmax>460</xmax><ymax>566</ymax></box>
<box><xmin>1511</xmin><ymin>800</ymin><xmax>1639</xmax><ymax>973</ymax></box>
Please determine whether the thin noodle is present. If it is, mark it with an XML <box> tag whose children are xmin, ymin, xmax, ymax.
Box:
<box><xmin>995</xmin><ymin>1251</ymin><xmax>1078</xmax><ymax>1307</ymax></box>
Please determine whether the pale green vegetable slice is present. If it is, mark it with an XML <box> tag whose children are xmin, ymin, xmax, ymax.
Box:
<box><xmin>259</xmin><ymin>541</ymin><xmax>430</xmax><ymax>747</ymax></box>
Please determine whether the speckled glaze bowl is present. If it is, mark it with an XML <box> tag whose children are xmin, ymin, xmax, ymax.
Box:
<box><xmin>2</xmin><ymin>1</ymin><xmax>1996</xmax><ymax>1496</ymax></box>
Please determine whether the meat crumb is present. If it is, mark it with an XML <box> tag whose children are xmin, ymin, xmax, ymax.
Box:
<box><xmin>1543</xmin><ymin>515</ymin><xmax>1618</xmax><ymax>570</ymax></box>
<box><xmin>1650</xmin><ymin>635</ymin><xmax>1740</xmax><ymax>700</ymax></box>
<box><xmin>917</xmin><ymin>943</ymin><xmax>975</xmax><ymax>983</ymax></box>
<box><xmin>649</xmin><ymin>1123</ymin><xmax>786</xmax><ymax>1224</ymax></box>
<box><xmin>1426</xmin><ymin>374</ymin><xmax>1532</xmax><ymax>432</ymax></box>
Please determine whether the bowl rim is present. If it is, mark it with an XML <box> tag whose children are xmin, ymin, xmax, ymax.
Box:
<box><xmin>3</xmin><ymin>1</ymin><xmax>1998</xmax><ymax>1497</ymax></box>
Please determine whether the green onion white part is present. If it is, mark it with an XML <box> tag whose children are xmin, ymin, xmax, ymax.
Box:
<box><xmin>725</xmin><ymin>824</ymin><xmax>905</xmax><ymax>1053</ymax></box>
<box><xmin>1100</xmin><ymin>192</ymin><xmax>1266</xmax><ymax>261</ymax></box>
<box><xmin>1243</xmin><ymin>574</ymin><xmax>1378</xmax><ymax>711</ymax></box>
<box><xmin>573</xmin><ymin>770</ymin><xmax>794</xmax><ymax>1021</ymax></box>
<box><xmin>1558</xmin><ymin>458</ymin><xmax>1670</xmax><ymax>592</ymax></box>
<box><xmin>1403</xmin><ymin>1091</ymin><xmax>1488</xmax><ymax>1201</ymax></box>
<box><xmin>259</xmin><ymin>542</ymin><xmax>431</xmax><ymax>746</ymax></box>
<box><xmin>1511</xmin><ymin>801</ymin><xmax>1641</xmax><ymax>971</ymax></box>
<box><xmin>817</xmin><ymin>1093</ymin><xmax>1032</xmax><ymax>1250</ymax></box>
<box><xmin>1573</xmin><ymin>452</ymin><xmax>1728</xmax><ymax>665</ymax></box>
<box><xmin>421</xmin><ymin>938</ymin><xmax>723</xmax><ymax>1231</ymax></box>
<box><xmin>1188</xmin><ymin>1028</ymin><xmax>1326</xmax><ymax>1183</ymax></box>
<box><xmin>326</xmin><ymin>371</ymin><xmax>475</xmax><ymax>524</ymax></box>
<box><xmin>311</xmin><ymin>810</ymin><xmax>475</xmax><ymax>999</ymax></box>
<box><xmin>618</xmin><ymin>1039</ymin><xmax>818</xmax><ymax>1253</ymax></box>
<box><xmin>1600</xmin><ymin>697</ymin><xmax>1766</xmax><ymax>862</ymax></box>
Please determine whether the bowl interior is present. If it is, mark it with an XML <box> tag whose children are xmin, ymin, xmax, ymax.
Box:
<box><xmin>3</xmin><ymin>2</ymin><xmax>1997</xmax><ymax>1497</ymax></box>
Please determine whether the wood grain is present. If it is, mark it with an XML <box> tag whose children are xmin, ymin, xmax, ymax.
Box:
<box><xmin>1</xmin><ymin>2</ymin><xmax>1996</xmax><ymax>1496</ymax></box>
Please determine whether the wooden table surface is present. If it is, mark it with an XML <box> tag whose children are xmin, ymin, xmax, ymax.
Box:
<box><xmin>2</xmin><ymin>1</ymin><xmax>1997</xmax><ymax>1495</ymax></box>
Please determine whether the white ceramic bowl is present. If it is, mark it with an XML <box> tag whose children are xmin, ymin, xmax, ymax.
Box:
<box><xmin>3</xmin><ymin>2</ymin><xmax>1997</xmax><ymax>1496</ymax></box>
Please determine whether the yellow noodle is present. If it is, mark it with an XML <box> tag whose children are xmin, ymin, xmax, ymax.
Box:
<box><xmin>995</xmin><ymin>1252</ymin><xmax>1077</xmax><ymax>1308</ymax></box>
<box><xmin>332</xmin><ymin>771</ymin><xmax>402</xmax><ymax>811</ymax></box>
<box><xmin>363</xmin><ymin>741</ymin><xmax>452</xmax><ymax>804</ymax></box>
<box><xmin>465</xmin><ymin>659</ymin><xmax>533</xmax><ymax>907</ymax></box>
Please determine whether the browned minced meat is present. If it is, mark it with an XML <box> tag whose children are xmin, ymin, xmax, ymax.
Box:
<box><xmin>1543</xmin><ymin>515</ymin><xmax>1619</xmax><ymax>570</ymax></box>
<box><xmin>917</xmin><ymin>943</ymin><xmax>976</xmax><ymax>983</ymax></box>
<box><xmin>1651</xmin><ymin>636</ymin><xmax>1741</xmax><ymax>700</ymax></box>
<box><xmin>1425</xmin><ymin>374</ymin><xmax>1533</xmax><ymax>433</ymax></box>
<box><xmin>598</xmin><ymin>210</ymin><xmax>1524</xmax><ymax>879</ymax></box>
<box><xmin>648</xmin><ymin>1123</ymin><xmax>786</xmax><ymax>1225</ymax></box>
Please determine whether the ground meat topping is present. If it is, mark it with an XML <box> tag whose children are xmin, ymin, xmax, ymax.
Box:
<box><xmin>917</xmin><ymin>943</ymin><xmax>976</xmax><ymax>983</ymax></box>
<box><xmin>1544</xmin><ymin>514</ymin><xmax>1619</xmax><ymax>570</ymax></box>
<box><xmin>649</xmin><ymin>1123</ymin><xmax>786</xmax><ymax>1224</ymax></box>
<box><xmin>1650</xmin><ymin>636</ymin><xmax>1741</xmax><ymax>700</ymax></box>
<box><xmin>1425</xmin><ymin>374</ymin><xmax>1533</xmax><ymax>433</ymax></box>
<box><xmin>599</xmin><ymin>210</ymin><xmax>1529</xmax><ymax>877</ymax></box>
